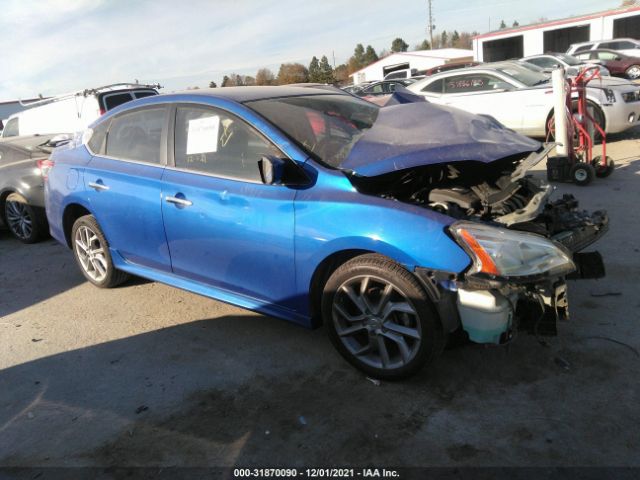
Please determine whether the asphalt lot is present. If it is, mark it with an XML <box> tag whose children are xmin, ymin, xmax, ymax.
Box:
<box><xmin>1</xmin><ymin>128</ymin><xmax>639</xmax><ymax>469</ymax></box>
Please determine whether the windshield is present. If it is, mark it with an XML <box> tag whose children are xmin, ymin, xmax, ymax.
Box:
<box><xmin>246</xmin><ymin>94</ymin><xmax>379</xmax><ymax>168</ymax></box>
<box><xmin>555</xmin><ymin>53</ymin><xmax>582</xmax><ymax>66</ymax></box>
<box><xmin>494</xmin><ymin>63</ymin><xmax>550</xmax><ymax>86</ymax></box>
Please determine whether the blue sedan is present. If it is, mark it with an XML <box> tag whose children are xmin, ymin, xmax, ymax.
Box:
<box><xmin>45</xmin><ymin>86</ymin><xmax>607</xmax><ymax>379</ymax></box>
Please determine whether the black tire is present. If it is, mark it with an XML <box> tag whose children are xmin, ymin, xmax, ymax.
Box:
<box><xmin>625</xmin><ymin>65</ymin><xmax>640</xmax><ymax>80</ymax></box>
<box><xmin>570</xmin><ymin>162</ymin><xmax>595</xmax><ymax>186</ymax></box>
<box><xmin>322</xmin><ymin>254</ymin><xmax>444</xmax><ymax>380</ymax></box>
<box><xmin>71</xmin><ymin>215</ymin><xmax>129</xmax><ymax>288</ymax></box>
<box><xmin>592</xmin><ymin>156</ymin><xmax>615</xmax><ymax>178</ymax></box>
<box><xmin>4</xmin><ymin>193</ymin><xmax>48</xmax><ymax>244</ymax></box>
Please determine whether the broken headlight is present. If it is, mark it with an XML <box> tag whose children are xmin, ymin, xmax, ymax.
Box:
<box><xmin>450</xmin><ymin>221</ymin><xmax>575</xmax><ymax>279</ymax></box>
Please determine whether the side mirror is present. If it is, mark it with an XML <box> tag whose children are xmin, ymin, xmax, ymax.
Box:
<box><xmin>258</xmin><ymin>156</ymin><xmax>286</xmax><ymax>185</ymax></box>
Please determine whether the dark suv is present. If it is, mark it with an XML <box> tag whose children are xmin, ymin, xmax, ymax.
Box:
<box><xmin>0</xmin><ymin>134</ymin><xmax>67</xmax><ymax>242</ymax></box>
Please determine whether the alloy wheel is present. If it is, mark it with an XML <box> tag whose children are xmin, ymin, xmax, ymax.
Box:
<box><xmin>332</xmin><ymin>275</ymin><xmax>422</xmax><ymax>370</ymax></box>
<box><xmin>627</xmin><ymin>66</ymin><xmax>640</xmax><ymax>79</ymax></box>
<box><xmin>5</xmin><ymin>200</ymin><xmax>33</xmax><ymax>241</ymax></box>
<box><xmin>74</xmin><ymin>225</ymin><xmax>108</xmax><ymax>282</ymax></box>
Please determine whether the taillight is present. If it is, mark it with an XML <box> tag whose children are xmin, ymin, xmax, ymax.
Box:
<box><xmin>37</xmin><ymin>158</ymin><xmax>55</xmax><ymax>180</ymax></box>
<box><xmin>99</xmin><ymin>107</ymin><xmax>106</xmax><ymax>115</ymax></box>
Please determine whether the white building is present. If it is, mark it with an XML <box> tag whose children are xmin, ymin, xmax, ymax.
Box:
<box><xmin>349</xmin><ymin>48</ymin><xmax>474</xmax><ymax>84</ymax></box>
<box><xmin>473</xmin><ymin>5</ymin><xmax>640</xmax><ymax>62</ymax></box>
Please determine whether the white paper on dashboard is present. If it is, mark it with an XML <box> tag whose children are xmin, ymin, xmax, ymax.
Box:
<box><xmin>186</xmin><ymin>115</ymin><xmax>220</xmax><ymax>155</ymax></box>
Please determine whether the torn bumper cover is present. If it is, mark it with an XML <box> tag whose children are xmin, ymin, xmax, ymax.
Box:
<box><xmin>414</xmin><ymin>207</ymin><xmax>607</xmax><ymax>345</ymax></box>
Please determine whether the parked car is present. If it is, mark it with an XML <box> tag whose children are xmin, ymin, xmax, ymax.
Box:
<box><xmin>521</xmin><ymin>53</ymin><xmax>610</xmax><ymax>77</ymax></box>
<box><xmin>567</xmin><ymin>38</ymin><xmax>640</xmax><ymax>58</ymax></box>
<box><xmin>573</xmin><ymin>49</ymin><xmax>640</xmax><ymax>80</ymax></box>
<box><xmin>407</xmin><ymin>61</ymin><xmax>640</xmax><ymax>138</ymax></box>
<box><xmin>350</xmin><ymin>79</ymin><xmax>416</xmax><ymax>97</ymax></box>
<box><xmin>1</xmin><ymin>83</ymin><xmax>159</xmax><ymax>139</ymax></box>
<box><xmin>46</xmin><ymin>86</ymin><xmax>607</xmax><ymax>379</ymax></box>
<box><xmin>423</xmin><ymin>61</ymin><xmax>480</xmax><ymax>76</ymax></box>
<box><xmin>383</xmin><ymin>68</ymin><xmax>417</xmax><ymax>80</ymax></box>
<box><xmin>0</xmin><ymin>134</ymin><xmax>68</xmax><ymax>242</ymax></box>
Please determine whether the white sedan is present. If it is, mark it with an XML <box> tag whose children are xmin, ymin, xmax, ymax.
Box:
<box><xmin>407</xmin><ymin>62</ymin><xmax>640</xmax><ymax>138</ymax></box>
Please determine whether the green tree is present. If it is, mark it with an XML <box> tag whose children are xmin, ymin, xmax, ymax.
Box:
<box><xmin>308</xmin><ymin>56</ymin><xmax>321</xmax><ymax>82</ymax></box>
<box><xmin>318</xmin><ymin>55</ymin><xmax>335</xmax><ymax>84</ymax></box>
<box><xmin>276</xmin><ymin>63</ymin><xmax>309</xmax><ymax>84</ymax></box>
<box><xmin>451</xmin><ymin>30</ymin><xmax>460</xmax><ymax>47</ymax></box>
<box><xmin>364</xmin><ymin>45</ymin><xmax>378</xmax><ymax>65</ymax></box>
<box><xmin>221</xmin><ymin>75</ymin><xmax>231</xmax><ymax>87</ymax></box>
<box><xmin>499</xmin><ymin>19</ymin><xmax>507</xmax><ymax>29</ymax></box>
<box><xmin>256</xmin><ymin>68</ymin><xmax>275</xmax><ymax>85</ymax></box>
<box><xmin>512</xmin><ymin>20</ymin><xmax>520</xmax><ymax>27</ymax></box>
<box><xmin>354</xmin><ymin>44</ymin><xmax>365</xmax><ymax>65</ymax></box>
<box><xmin>440</xmin><ymin>30</ymin><xmax>448</xmax><ymax>48</ymax></box>
<box><xmin>417</xmin><ymin>39</ymin><xmax>431</xmax><ymax>50</ymax></box>
<box><xmin>334</xmin><ymin>64</ymin><xmax>349</xmax><ymax>84</ymax></box>
<box><xmin>208</xmin><ymin>81</ymin><xmax>217</xmax><ymax>88</ymax></box>
<box><xmin>391</xmin><ymin>37</ymin><xmax>409</xmax><ymax>52</ymax></box>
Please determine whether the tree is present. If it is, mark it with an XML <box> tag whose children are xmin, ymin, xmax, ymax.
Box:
<box><xmin>334</xmin><ymin>64</ymin><xmax>349</xmax><ymax>84</ymax></box>
<box><xmin>512</xmin><ymin>20</ymin><xmax>520</xmax><ymax>27</ymax></box>
<box><xmin>451</xmin><ymin>30</ymin><xmax>460</xmax><ymax>47</ymax></box>
<box><xmin>208</xmin><ymin>81</ymin><xmax>217</xmax><ymax>88</ymax></box>
<box><xmin>391</xmin><ymin>37</ymin><xmax>409</xmax><ymax>52</ymax></box>
<box><xmin>364</xmin><ymin>45</ymin><xmax>378</xmax><ymax>64</ymax></box>
<box><xmin>221</xmin><ymin>75</ymin><xmax>231</xmax><ymax>87</ymax></box>
<box><xmin>499</xmin><ymin>20</ymin><xmax>507</xmax><ymax>29</ymax></box>
<box><xmin>256</xmin><ymin>68</ymin><xmax>275</xmax><ymax>85</ymax></box>
<box><xmin>276</xmin><ymin>63</ymin><xmax>309</xmax><ymax>84</ymax></box>
<box><xmin>354</xmin><ymin>44</ymin><xmax>365</xmax><ymax>65</ymax></box>
<box><xmin>318</xmin><ymin>55</ymin><xmax>335</xmax><ymax>84</ymax></box>
<box><xmin>243</xmin><ymin>75</ymin><xmax>256</xmax><ymax>86</ymax></box>
<box><xmin>309</xmin><ymin>56</ymin><xmax>321</xmax><ymax>82</ymax></box>
<box><xmin>416</xmin><ymin>39</ymin><xmax>431</xmax><ymax>50</ymax></box>
<box><xmin>440</xmin><ymin>30</ymin><xmax>448</xmax><ymax>48</ymax></box>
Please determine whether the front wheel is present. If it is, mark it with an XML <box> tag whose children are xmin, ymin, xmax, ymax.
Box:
<box><xmin>71</xmin><ymin>215</ymin><xmax>129</xmax><ymax>288</ymax></box>
<box><xmin>570</xmin><ymin>162</ymin><xmax>595</xmax><ymax>186</ymax></box>
<box><xmin>322</xmin><ymin>254</ymin><xmax>444</xmax><ymax>380</ymax></box>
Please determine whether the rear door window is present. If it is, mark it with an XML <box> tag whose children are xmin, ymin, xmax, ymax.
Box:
<box><xmin>102</xmin><ymin>93</ymin><xmax>135</xmax><ymax>111</ymax></box>
<box><xmin>599</xmin><ymin>41</ymin><xmax>635</xmax><ymax>50</ymax></box>
<box><xmin>174</xmin><ymin>105</ymin><xmax>281</xmax><ymax>182</ymax></box>
<box><xmin>134</xmin><ymin>91</ymin><xmax>158</xmax><ymax>99</ymax></box>
<box><xmin>573</xmin><ymin>44</ymin><xmax>593</xmax><ymax>53</ymax></box>
<box><xmin>105</xmin><ymin>107</ymin><xmax>167</xmax><ymax>163</ymax></box>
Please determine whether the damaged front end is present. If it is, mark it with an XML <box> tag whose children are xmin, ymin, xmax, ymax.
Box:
<box><xmin>342</xmin><ymin>104</ymin><xmax>608</xmax><ymax>344</ymax></box>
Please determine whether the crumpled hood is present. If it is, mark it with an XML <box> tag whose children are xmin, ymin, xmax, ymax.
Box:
<box><xmin>341</xmin><ymin>102</ymin><xmax>541</xmax><ymax>177</ymax></box>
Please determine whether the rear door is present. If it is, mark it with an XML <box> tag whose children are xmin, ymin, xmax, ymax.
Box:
<box><xmin>160</xmin><ymin>104</ymin><xmax>298</xmax><ymax>308</ymax></box>
<box><xmin>84</xmin><ymin>105</ymin><xmax>172</xmax><ymax>271</ymax></box>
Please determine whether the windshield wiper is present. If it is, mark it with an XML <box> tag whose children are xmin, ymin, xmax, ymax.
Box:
<box><xmin>533</xmin><ymin>78</ymin><xmax>550</xmax><ymax>85</ymax></box>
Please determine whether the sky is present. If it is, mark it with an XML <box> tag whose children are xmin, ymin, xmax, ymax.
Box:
<box><xmin>0</xmin><ymin>0</ymin><xmax>625</xmax><ymax>101</ymax></box>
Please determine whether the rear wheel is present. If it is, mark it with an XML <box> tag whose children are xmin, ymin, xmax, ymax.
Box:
<box><xmin>71</xmin><ymin>215</ymin><xmax>129</xmax><ymax>288</ymax></box>
<box><xmin>625</xmin><ymin>65</ymin><xmax>640</xmax><ymax>80</ymax></box>
<box><xmin>322</xmin><ymin>254</ymin><xmax>444</xmax><ymax>380</ymax></box>
<box><xmin>4</xmin><ymin>193</ymin><xmax>47</xmax><ymax>244</ymax></box>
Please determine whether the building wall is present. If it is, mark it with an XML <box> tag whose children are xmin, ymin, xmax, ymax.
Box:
<box><xmin>473</xmin><ymin>8</ymin><xmax>640</xmax><ymax>62</ymax></box>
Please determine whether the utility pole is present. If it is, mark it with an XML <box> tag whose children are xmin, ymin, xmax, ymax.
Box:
<box><xmin>427</xmin><ymin>0</ymin><xmax>434</xmax><ymax>49</ymax></box>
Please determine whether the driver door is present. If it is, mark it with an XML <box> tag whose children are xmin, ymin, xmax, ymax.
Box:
<box><xmin>160</xmin><ymin>104</ymin><xmax>298</xmax><ymax>310</ymax></box>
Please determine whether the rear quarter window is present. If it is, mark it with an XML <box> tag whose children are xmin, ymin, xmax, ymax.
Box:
<box><xmin>421</xmin><ymin>79</ymin><xmax>444</xmax><ymax>93</ymax></box>
<box><xmin>102</xmin><ymin>93</ymin><xmax>135</xmax><ymax>111</ymax></box>
<box><xmin>2</xmin><ymin>118</ymin><xmax>19</xmax><ymax>137</ymax></box>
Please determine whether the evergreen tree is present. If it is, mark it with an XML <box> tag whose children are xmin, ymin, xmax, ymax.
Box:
<box><xmin>391</xmin><ymin>37</ymin><xmax>409</xmax><ymax>52</ymax></box>
<box><xmin>208</xmin><ymin>81</ymin><xmax>217</xmax><ymax>88</ymax></box>
<box><xmin>318</xmin><ymin>55</ymin><xmax>335</xmax><ymax>84</ymax></box>
<box><xmin>440</xmin><ymin>30</ymin><xmax>448</xmax><ymax>48</ymax></box>
<box><xmin>451</xmin><ymin>30</ymin><xmax>460</xmax><ymax>47</ymax></box>
<box><xmin>364</xmin><ymin>45</ymin><xmax>379</xmax><ymax>65</ymax></box>
<box><xmin>512</xmin><ymin>20</ymin><xmax>520</xmax><ymax>27</ymax></box>
<box><xmin>309</xmin><ymin>56</ymin><xmax>321</xmax><ymax>82</ymax></box>
<box><xmin>499</xmin><ymin>19</ymin><xmax>507</xmax><ymax>29</ymax></box>
<box><xmin>417</xmin><ymin>39</ymin><xmax>431</xmax><ymax>50</ymax></box>
<box><xmin>221</xmin><ymin>75</ymin><xmax>231</xmax><ymax>87</ymax></box>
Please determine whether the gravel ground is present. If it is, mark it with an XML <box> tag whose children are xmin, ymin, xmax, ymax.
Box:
<box><xmin>1</xmin><ymin>129</ymin><xmax>639</xmax><ymax>470</ymax></box>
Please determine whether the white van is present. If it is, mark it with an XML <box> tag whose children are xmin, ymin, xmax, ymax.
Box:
<box><xmin>1</xmin><ymin>83</ymin><xmax>159</xmax><ymax>138</ymax></box>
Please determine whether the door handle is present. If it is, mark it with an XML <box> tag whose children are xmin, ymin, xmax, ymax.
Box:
<box><xmin>88</xmin><ymin>181</ymin><xmax>110</xmax><ymax>191</ymax></box>
<box><xmin>166</xmin><ymin>196</ymin><xmax>193</xmax><ymax>207</ymax></box>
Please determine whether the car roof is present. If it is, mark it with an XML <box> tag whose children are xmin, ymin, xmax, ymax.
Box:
<box><xmin>169</xmin><ymin>86</ymin><xmax>346</xmax><ymax>103</ymax></box>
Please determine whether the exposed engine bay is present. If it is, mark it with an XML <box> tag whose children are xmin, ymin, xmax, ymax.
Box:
<box><xmin>350</xmin><ymin>146</ymin><xmax>608</xmax><ymax>254</ymax></box>
<box><xmin>349</xmin><ymin>145</ymin><xmax>609</xmax><ymax>344</ymax></box>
